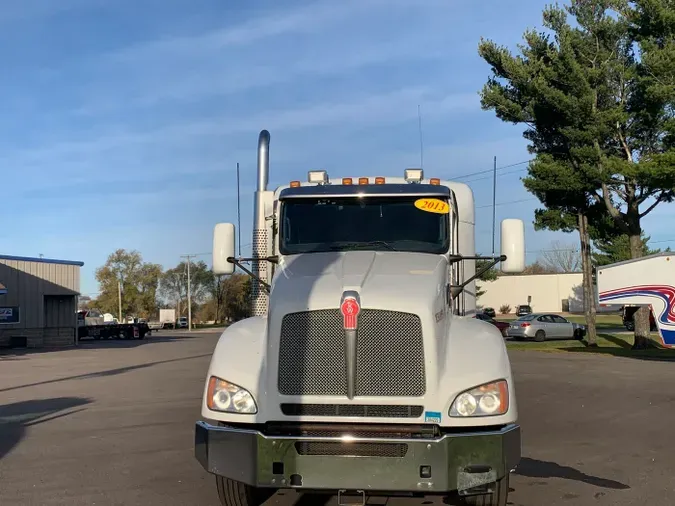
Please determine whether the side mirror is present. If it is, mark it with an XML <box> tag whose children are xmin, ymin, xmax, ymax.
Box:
<box><xmin>213</xmin><ymin>223</ymin><xmax>236</xmax><ymax>275</ymax></box>
<box><xmin>500</xmin><ymin>218</ymin><xmax>525</xmax><ymax>273</ymax></box>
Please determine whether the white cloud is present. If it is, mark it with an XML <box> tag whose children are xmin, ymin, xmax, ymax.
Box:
<box><xmin>250</xmin><ymin>88</ymin><xmax>476</xmax><ymax>132</ymax></box>
<box><xmin>349</xmin><ymin>136</ymin><xmax>531</xmax><ymax>180</ymax></box>
<box><xmin>4</xmin><ymin>87</ymin><xmax>478</xmax><ymax>180</ymax></box>
<box><xmin>73</xmin><ymin>32</ymin><xmax>448</xmax><ymax>116</ymax></box>
<box><xmin>71</xmin><ymin>0</ymin><xmax>452</xmax><ymax>115</ymax></box>
<box><xmin>109</xmin><ymin>0</ymin><xmax>404</xmax><ymax>63</ymax></box>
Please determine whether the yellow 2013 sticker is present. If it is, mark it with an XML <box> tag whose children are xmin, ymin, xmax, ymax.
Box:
<box><xmin>414</xmin><ymin>198</ymin><xmax>449</xmax><ymax>214</ymax></box>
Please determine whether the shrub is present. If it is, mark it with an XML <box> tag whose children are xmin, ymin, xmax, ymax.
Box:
<box><xmin>499</xmin><ymin>304</ymin><xmax>512</xmax><ymax>315</ymax></box>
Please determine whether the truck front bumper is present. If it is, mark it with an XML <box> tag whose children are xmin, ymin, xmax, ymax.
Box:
<box><xmin>194</xmin><ymin>421</ymin><xmax>520</xmax><ymax>493</ymax></box>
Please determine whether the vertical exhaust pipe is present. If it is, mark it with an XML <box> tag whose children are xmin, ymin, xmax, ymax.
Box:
<box><xmin>252</xmin><ymin>130</ymin><xmax>271</xmax><ymax>316</ymax></box>
<box><xmin>257</xmin><ymin>130</ymin><xmax>270</xmax><ymax>194</ymax></box>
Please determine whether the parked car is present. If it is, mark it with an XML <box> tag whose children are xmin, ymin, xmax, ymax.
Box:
<box><xmin>177</xmin><ymin>316</ymin><xmax>188</xmax><ymax>329</ymax></box>
<box><xmin>482</xmin><ymin>306</ymin><xmax>496</xmax><ymax>318</ymax></box>
<box><xmin>505</xmin><ymin>313</ymin><xmax>586</xmax><ymax>342</ymax></box>
<box><xmin>474</xmin><ymin>312</ymin><xmax>510</xmax><ymax>336</ymax></box>
<box><xmin>516</xmin><ymin>304</ymin><xmax>532</xmax><ymax>317</ymax></box>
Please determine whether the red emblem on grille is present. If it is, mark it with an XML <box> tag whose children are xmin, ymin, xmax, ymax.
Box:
<box><xmin>340</xmin><ymin>296</ymin><xmax>360</xmax><ymax>330</ymax></box>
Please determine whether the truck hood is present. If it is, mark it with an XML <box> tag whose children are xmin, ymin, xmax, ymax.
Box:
<box><xmin>270</xmin><ymin>251</ymin><xmax>448</xmax><ymax>315</ymax></box>
<box><xmin>204</xmin><ymin>250</ymin><xmax>517</xmax><ymax>427</ymax></box>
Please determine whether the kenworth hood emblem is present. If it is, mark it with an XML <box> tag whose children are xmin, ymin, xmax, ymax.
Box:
<box><xmin>340</xmin><ymin>291</ymin><xmax>361</xmax><ymax>330</ymax></box>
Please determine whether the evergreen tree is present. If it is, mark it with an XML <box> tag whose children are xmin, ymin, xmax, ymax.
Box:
<box><xmin>478</xmin><ymin>0</ymin><xmax>675</xmax><ymax>348</ymax></box>
<box><xmin>593</xmin><ymin>231</ymin><xmax>664</xmax><ymax>265</ymax></box>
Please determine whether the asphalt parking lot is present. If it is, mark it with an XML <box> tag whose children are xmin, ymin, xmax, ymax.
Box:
<box><xmin>1</xmin><ymin>331</ymin><xmax>673</xmax><ymax>506</ymax></box>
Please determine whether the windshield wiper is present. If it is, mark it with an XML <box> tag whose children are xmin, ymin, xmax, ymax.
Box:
<box><xmin>328</xmin><ymin>241</ymin><xmax>397</xmax><ymax>251</ymax></box>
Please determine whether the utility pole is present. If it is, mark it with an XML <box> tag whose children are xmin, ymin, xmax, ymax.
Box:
<box><xmin>237</xmin><ymin>162</ymin><xmax>242</xmax><ymax>257</ymax></box>
<box><xmin>417</xmin><ymin>105</ymin><xmax>424</xmax><ymax>169</ymax></box>
<box><xmin>180</xmin><ymin>255</ymin><xmax>194</xmax><ymax>331</ymax></box>
<box><xmin>118</xmin><ymin>280</ymin><xmax>123</xmax><ymax>323</ymax></box>
<box><xmin>492</xmin><ymin>155</ymin><xmax>497</xmax><ymax>256</ymax></box>
<box><xmin>180</xmin><ymin>252</ymin><xmax>210</xmax><ymax>332</ymax></box>
<box><xmin>186</xmin><ymin>258</ymin><xmax>192</xmax><ymax>331</ymax></box>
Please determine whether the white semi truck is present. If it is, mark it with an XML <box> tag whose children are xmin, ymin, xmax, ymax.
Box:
<box><xmin>597</xmin><ymin>252</ymin><xmax>675</xmax><ymax>347</ymax></box>
<box><xmin>195</xmin><ymin>130</ymin><xmax>526</xmax><ymax>506</ymax></box>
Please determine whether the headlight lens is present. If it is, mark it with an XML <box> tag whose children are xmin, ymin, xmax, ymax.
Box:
<box><xmin>207</xmin><ymin>376</ymin><xmax>257</xmax><ymax>414</ymax></box>
<box><xmin>449</xmin><ymin>380</ymin><xmax>508</xmax><ymax>417</ymax></box>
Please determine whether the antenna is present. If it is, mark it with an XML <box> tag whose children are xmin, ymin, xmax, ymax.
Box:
<box><xmin>418</xmin><ymin>104</ymin><xmax>424</xmax><ymax>169</ymax></box>
<box><xmin>236</xmin><ymin>162</ymin><xmax>242</xmax><ymax>258</ymax></box>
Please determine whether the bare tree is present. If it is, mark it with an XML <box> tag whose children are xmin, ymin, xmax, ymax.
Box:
<box><xmin>78</xmin><ymin>295</ymin><xmax>92</xmax><ymax>310</ymax></box>
<box><xmin>539</xmin><ymin>241</ymin><xmax>581</xmax><ymax>273</ymax></box>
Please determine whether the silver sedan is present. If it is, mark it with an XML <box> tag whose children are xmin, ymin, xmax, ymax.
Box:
<box><xmin>505</xmin><ymin>313</ymin><xmax>586</xmax><ymax>342</ymax></box>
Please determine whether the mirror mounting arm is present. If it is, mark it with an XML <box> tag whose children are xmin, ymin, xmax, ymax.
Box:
<box><xmin>448</xmin><ymin>254</ymin><xmax>506</xmax><ymax>264</ymax></box>
<box><xmin>448</xmin><ymin>254</ymin><xmax>506</xmax><ymax>300</ymax></box>
<box><xmin>226</xmin><ymin>256</ymin><xmax>278</xmax><ymax>294</ymax></box>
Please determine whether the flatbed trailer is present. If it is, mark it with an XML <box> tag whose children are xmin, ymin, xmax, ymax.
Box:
<box><xmin>76</xmin><ymin>310</ymin><xmax>151</xmax><ymax>340</ymax></box>
<box><xmin>77</xmin><ymin>322</ymin><xmax>150</xmax><ymax>340</ymax></box>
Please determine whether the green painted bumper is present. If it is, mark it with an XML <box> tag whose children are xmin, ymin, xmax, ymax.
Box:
<box><xmin>195</xmin><ymin>421</ymin><xmax>520</xmax><ymax>493</ymax></box>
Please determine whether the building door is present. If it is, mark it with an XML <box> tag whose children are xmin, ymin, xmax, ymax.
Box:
<box><xmin>44</xmin><ymin>296</ymin><xmax>63</xmax><ymax>329</ymax></box>
<box><xmin>44</xmin><ymin>296</ymin><xmax>76</xmax><ymax>345</ymax></box>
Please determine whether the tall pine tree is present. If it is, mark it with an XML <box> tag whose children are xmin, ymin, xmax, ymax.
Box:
<box><xmin>479</xmin><ymin>0</ymin><xmax>675</xmax><ymax>348</ymax></box>
<box><xmin>593</xmin><ymin>231</ymin><xmax>664</xmax><ymax>265</ymax></box>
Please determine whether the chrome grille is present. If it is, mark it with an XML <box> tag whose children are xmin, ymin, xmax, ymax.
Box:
<box><xmin>295</xmin><ymin>442</ymin><xmax>408</xmax><ymax>458</ymax></box>
<box><xmin>280</xmin><ymin>404</ymin><xmax>424</xmax><ymax>418</ymax></box>
<box><xmin>278</xmin><ymin>309</ymin><xmax>426</xmax><ymax>397</ymax></box>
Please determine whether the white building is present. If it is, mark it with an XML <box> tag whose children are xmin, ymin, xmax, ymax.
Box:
<box><xmin>477</xmin><ymin>272</ymin><xmax>621</xmax><ymax>314</ymax></box>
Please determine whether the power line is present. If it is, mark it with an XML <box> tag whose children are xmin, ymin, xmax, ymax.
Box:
<box><xmin>462</xmin><ymin>166</ymin><xmax>529</xmax><ymax>184</ymax></box>
<box><xmin>476</xmin><ymin>197</ymin><xmax>537</xmax><ymax>209</ymax></box>
<box><xmin>452</xmin><ymin>159</ymin><xmax>533</xmax><ymax>182</ymax></box>
<box><xmin>478</xmin><ymin>238</ymin><xmax>675</xmax><ymax>257</ymax></box>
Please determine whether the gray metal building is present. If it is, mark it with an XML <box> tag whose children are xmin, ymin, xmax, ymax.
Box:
<box><xmin>0</xmin><ymin>254</ymin><xmax>84</xmax><ymax>348</ymax></box>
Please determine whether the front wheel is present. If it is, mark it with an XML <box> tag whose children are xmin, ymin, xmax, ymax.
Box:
<box><xmin>216</xmin><ymin>476</ymin><xmax>275</xmax><ymax>506</ymax></box>
<box><xmin>463</xmin><ymin>475</ymin><xmax>509</xmax><ymax>506</ymax></box>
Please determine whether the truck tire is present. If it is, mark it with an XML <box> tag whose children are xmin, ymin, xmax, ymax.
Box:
<box><xmin>463</xmin><ymin>475</ymin><xmax>509</xmax><ymax>506</ymax></box>
<box><xmin>216</xmin><ymin>476</ymin><xmax>275</xmax><ymax>506</ymax></box>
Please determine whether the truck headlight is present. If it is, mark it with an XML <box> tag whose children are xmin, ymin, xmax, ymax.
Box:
<box><xmin>449</xmin><ymin>380</ymin><xmax>508</xmax><ymax>417</ymax></box>
<box><xmin>206</xmin><ymin>376</ymin><xmax>257</xmax><ymax>414</ymax></box>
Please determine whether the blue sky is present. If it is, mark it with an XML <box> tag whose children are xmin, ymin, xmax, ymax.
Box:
<box><xmin>3</xmin><ymin>0</ymin><xmax>674</xmax><ymax>297</ymax></box>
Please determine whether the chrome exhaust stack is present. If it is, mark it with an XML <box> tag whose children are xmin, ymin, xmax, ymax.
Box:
<box><xmin>256</xmin><ymin>130</ymin><xmax>270</xmax><ymax>195</ymax></box>
<box><xmin>251</xmin><ymin>130</ymin><xmax>271</xmax><ymax>316</ymax></box>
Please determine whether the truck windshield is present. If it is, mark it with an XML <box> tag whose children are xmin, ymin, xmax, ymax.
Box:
<box><xmin>279</xmin><ymin>195</ymin><xmax>450</xmax><ymax>254</ymax></box>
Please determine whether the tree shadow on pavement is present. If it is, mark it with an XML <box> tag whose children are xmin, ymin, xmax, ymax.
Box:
<box><xmin>515</xmin><ymin>457</ymin><xmax>630</xmax><ymax>490</ymax></box>
<box><xmin>0</xmin><ymin>335</ymin><xmax>203</xmax><ymax>360</ymax></box>
<box><xmin>0</xmin><ymin>332</ymin><xmax>212</xmax><ymax>359</ymax></box>
<box><xmin>76</xmin><ymin>335</ymin><xmax>197</xmax><ymax>349</ymax></box>
<box><xmin>560</xmin><ymin>343</ymin><xmax>675</xmax><ymax>362</ymax></box>
<box><xmin>0</xmin><ymin>397</ymin><xmax>92</xmax><ymax>462</ymax></box>
<box><xmin>510</xmin><ymin>332</ymin><xmax>675</xmax><ymax>362</ymax></box>
<box><xmin>0</xmin><ymin>353</ymin><xmax>211</xmax><ymax>394</ymax></box>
